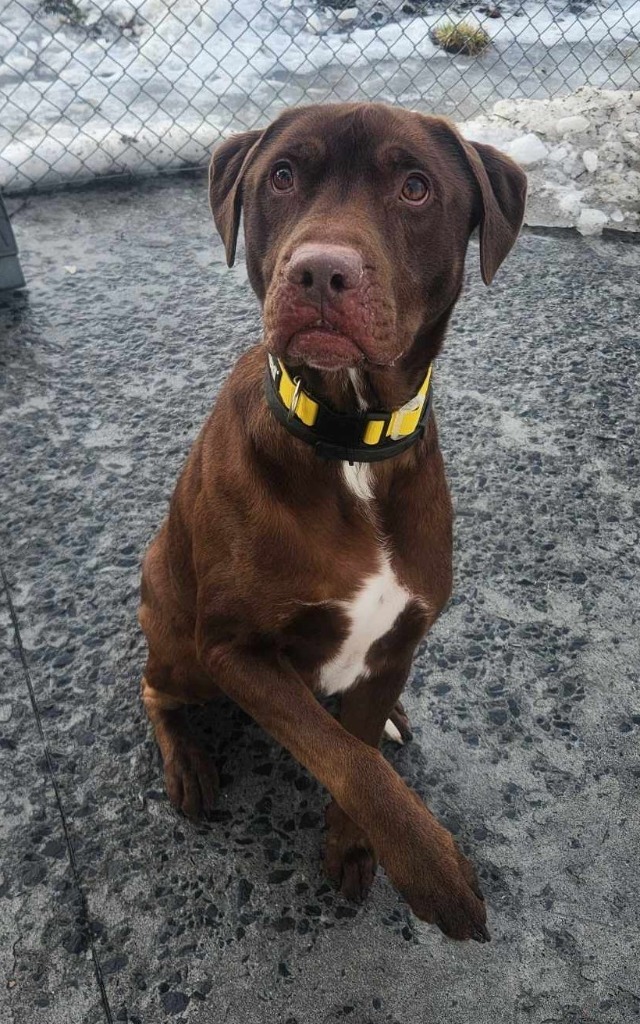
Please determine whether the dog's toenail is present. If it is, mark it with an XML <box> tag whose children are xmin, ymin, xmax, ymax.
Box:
<box><xmin>472</xmin><ymin>923</ymin><xmax>491</xmax><ymax>943</ymax></box>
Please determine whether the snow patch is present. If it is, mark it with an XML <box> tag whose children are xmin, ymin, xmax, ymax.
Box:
<box><xmin>461</xmin><ymin>86</ymin><xmax>640</xmax><ymax>235</ymax></box>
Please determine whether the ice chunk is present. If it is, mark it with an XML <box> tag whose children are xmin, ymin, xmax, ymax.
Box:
<box><xmin>582</xmin><ymin>150</ymin><xmax>598</xmax><ymax>173</ymax></box>
<box><xmin>460</xmin><ymin>123</ymin><xmax>519</xmax><ymax>150</ymax></box>
<box><xmin>577</xmin><ymin>208</ymin><xmax>608</xmax><ymax>236</ymax></box>
<box><xmin>563</xmin><ymin>152</ymin><xmax>578</xmax><ymax>177</ymax></box>
<box><xmin>337</xmin><ymin>6</ymin><xmax>358</xmax><ymax>20</ymax></box>
<box><xmin>556</xmin><ymin>115</ymin><xmax>590</xmax><ymax>135</ymax></box>
<box><xmin>610</xmin><ymin>209</ymin><xmax>625</xmax><ymax>223</ymax></box>
<box><xmin>507</xmin><ymin>133</ymin><xmax>548</xmax><ymax>167</ymax></box>
<box><xmin>306</xmin><ymin>12</ymin><xmax>325</xmax><ymax>33</ymax></box>
<box><xmin>549</xmin><ymin>145</ymin><xmax>568</xmax><ymax>163</ymax></box>
<box><xmin>558</xmin><ymin>191</ymin><xmax>582</xmax><ymax>217</ymax></box>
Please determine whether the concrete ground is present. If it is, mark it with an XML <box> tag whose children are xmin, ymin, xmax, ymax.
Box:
<box><xmin>0</xmin><ymin>176</ymin><xmax>639</xmax><ymax>1024</ymax></box>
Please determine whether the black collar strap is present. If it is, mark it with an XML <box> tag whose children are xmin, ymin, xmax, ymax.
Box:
<box><xmin>265</xmin><ymin>354</ymin><xmax>433</xmax><ymax>463</ymax></box>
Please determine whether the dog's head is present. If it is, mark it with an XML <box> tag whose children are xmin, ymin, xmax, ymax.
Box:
<box><xmin>209</xmin><ymin>103</ymin><xmax>526</xmax><ymax>372</ymax></box>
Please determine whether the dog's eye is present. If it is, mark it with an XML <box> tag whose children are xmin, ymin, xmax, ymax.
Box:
<box><xmin>271</xmin><ymin>162</ymin><xmax>295</xmax><ymax>193</ymax></box>
<box><xmin>400</xmin><ymin>173</ymin><xmax>429</xmax><ymax>205</ymax></box>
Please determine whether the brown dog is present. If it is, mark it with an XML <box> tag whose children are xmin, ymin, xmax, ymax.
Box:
<box><xmin>139</xmin><ymin>102</ymin><xmax>526</xmax><ymax>943</ymax></box>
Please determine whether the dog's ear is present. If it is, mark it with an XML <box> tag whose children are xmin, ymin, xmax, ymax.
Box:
<box><xmin>209</xmin><ymin>129</ymin><xmax>264</xmax><ymax>267</ymax></box>
<box><xmin>461</xmin><ymin>139</ymin><xmax>527</xmax><ymax>285</ymax></box>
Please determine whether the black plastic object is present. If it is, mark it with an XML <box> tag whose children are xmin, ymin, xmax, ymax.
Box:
<box><xmin>0</xmin><ymin>193</ymin><xmax>26</xmax><ymax>292</ymax></box>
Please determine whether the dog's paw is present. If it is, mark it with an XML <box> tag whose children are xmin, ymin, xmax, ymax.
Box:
<box><xmin>410</xmin><ymin>882</ymin><xmax>489</xmax><ymax>943</ymax></box>
<box><xmin>164</xmin><ymin>744</ymin><xmax>219</xmax><ymax>820</ymax></box>
<box><xmin>324</xmin><ymin>802</ymin><xmax>378</xmax><ymax>902</ymax></box>
<box><xmin>380</xmin><ymin>782</ymin><xmax>489</xmax><ymax>941</ymax></box>
<box><xmin>325</xmin><ymin>841</ymin><xmax>378</xmax><ymax>903</ymax></box>
<box><xmin>394</xmin><ymin>843</ymin><xmax>489</xmax><ymax>943</ymax></box>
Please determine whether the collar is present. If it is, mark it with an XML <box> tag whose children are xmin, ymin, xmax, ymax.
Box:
<box><xmin>265</xmin><ymin>354</ymin><xmax>433</xmax><ymax>463</ymax></box>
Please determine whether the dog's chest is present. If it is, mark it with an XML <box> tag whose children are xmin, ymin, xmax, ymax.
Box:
<box><xmin>317</xmin><ymin>464</ymin><xmax>412</xmax><ymax>695</ymax></box>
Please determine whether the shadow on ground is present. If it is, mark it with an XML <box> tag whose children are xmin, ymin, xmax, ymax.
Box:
<box><xmin>0</xmin><ymin>177</ymin><xmax>639</xmax><ymax>1024</ymax></box>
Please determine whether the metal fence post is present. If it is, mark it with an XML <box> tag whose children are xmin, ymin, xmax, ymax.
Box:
<box><xmin>0</xmin><ymin>193</ymin><xmax>26</xmax><ymax>292</ymax></box>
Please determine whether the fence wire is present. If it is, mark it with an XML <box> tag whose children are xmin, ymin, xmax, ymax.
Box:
<box><xmin>1</xmin><ymin>0</ymin><xmax>639</xmax><ymax>192</ymax></box>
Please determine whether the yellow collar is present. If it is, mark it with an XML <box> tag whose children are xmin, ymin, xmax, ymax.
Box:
<box><xmin>265</xmin><ymin>355</ymin><xmax>433</xmax><ymax>463</ymax></box>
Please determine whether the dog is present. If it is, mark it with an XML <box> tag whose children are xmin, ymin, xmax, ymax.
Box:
<box><xmin>139</xmin><ymin>102</ymin><xmax>526</xmax><ymax>942</ymax></box>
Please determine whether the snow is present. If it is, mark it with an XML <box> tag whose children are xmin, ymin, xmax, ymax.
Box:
<box><xmin>0</xmin><ymin>0</ymin><xmax>639</xmax><ymax>239</ymax></box>
<box><xmin>461</xmin><ymin>86</ymin><xmax>640</xmax><ymax>234</ymax></box>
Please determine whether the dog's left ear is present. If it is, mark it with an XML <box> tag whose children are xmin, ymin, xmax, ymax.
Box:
<box><xmin>209</xmin><ymin>129</ymin><xmax>264</xmax><ymax>267</ymax></box>
<box><xmin>461</xmin><ymin>139</ymin><xmax>527</xmax><ymax>285</ymax></box>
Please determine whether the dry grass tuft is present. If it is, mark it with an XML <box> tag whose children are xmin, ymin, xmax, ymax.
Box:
<box><xmin>431</xmin><ymin>20</ymin><xmax>490</xmax><ymax>56</ymax></box>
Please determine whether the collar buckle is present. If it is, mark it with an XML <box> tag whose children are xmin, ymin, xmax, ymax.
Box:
<box><xmin>387</xmin><ymin>393</ymin><xmax>424</xmax><ymax>440</ymax></box>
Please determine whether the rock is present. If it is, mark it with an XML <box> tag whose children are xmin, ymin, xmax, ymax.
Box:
<box><xmin>336</xmin><ymin>5</ymin><xmax>358</xmax><ymax>19</ymax></box>
<box><xmin>556</xmin><ymin>114</ymin><xmax>590</xmax><ymax>135</ymax></box>
<box><xmin>507</xmin><ymin>133</ymin><xmax>548</xmax><ymax>167</ymax></box>
<box><xmin>610</xmin><ymin>208</ymin><xmax>625</xmax><ymax>223</ymax></box>
<box><xmin>577</xmin><ymin>207</ymin><xmax>608</xmax><ymax>236</ymax></box>
<box><xmin>582</xmin><ymin>149</ymin><xmax>598</xmax><ymax>173</ymax></box>
<box><xmin>161</xmin><ymin>991</ymin><xmax>190</xmax><ymax>1015</ymax></box>
<box><xmin>368</xmin><ymin>6</ymin><xmax>388</xmax><ymax>22</ymax></box>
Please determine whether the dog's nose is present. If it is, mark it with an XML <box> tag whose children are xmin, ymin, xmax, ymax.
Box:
<box><xmin>286</xmin><ymin>244</ymin><xmax>364</xmax><ymax>303</ymax></box>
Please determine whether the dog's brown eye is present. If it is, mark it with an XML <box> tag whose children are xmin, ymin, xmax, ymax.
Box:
<box><xmin>401</xmin><ymin>174</ymin><xmax>429</xmax><ymax>205</ymax></box>
<box><xmin>271</xmin><ymin>163</ymin><xmax>294</xmax><ymax>193</ymax></box>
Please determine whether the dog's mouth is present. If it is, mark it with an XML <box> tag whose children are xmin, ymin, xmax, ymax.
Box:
<box><xmin>286</xmin><ymin>320</ymin><xmax>364</xmax><ymax>372</ymax></box>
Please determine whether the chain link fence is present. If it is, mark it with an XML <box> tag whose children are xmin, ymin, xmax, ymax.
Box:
<box><xmin>1</xmin><ymin>0</ymin><xmax>639</xmax><ymax>193</ymax></box>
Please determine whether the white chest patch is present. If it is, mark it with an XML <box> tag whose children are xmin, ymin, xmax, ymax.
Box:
<box><xmin>342</xmin><ymin>373</ymin><xmax>374</xmax><ymax>503</ymax></box>
<box><xmin>342</xmin><ymin>461</ymin><xmax>374</xmax><ymax>502</ymax></box>
<box><xmin>317</xmin><ymin>552</ymin><xmax>412</xmax><ymax>696</ymax></box>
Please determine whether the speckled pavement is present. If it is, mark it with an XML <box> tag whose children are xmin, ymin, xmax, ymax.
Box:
<box><xmin>1</xmin><ymin>177</ymin><xmax>639</xmax><ymax>1024</ymax></box>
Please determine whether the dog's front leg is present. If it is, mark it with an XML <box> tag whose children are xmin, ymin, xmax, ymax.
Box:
<box><xmin>323</xmin><ymin>657</ymin><xmax>414</xmax><ymax>902</ymax></box>
<box><xmin>198</xmin><ymin>635</ymin><xmax>488</xmax><ymax>941</ymax></box>
<box><xmin>324</xmin><ymin>603</ymin><xmax>426</xmax><ymax>902</ymax></box>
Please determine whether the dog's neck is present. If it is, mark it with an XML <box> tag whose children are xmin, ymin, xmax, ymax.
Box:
<box><xmin>281</xmin><ymin>311</ymin><xmax>451</xmax><ymax>416</ymax></box>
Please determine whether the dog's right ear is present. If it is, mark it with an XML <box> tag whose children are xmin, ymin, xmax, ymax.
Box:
<box><xmin>209</xmin><ymin>129</ymin><xmax>264</xmax><ymax>267</ymax></box>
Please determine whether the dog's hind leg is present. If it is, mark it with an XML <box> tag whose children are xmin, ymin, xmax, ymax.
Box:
<box><xmin>141</xmin><ymin>660</ymin><xmax>220</xmax><ymax>820</ymax></box>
